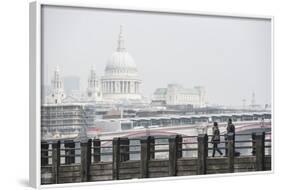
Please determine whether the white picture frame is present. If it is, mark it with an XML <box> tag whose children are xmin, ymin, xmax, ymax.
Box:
<box><xmin>29</xmin><ymin>1</ymin><xmax>274</xmax><ymax>189</ymax></box>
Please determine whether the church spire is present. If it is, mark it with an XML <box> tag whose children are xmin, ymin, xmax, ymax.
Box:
<box><xmin>117</xmin><ymin>25</ymin><xmax>125</xmax><ymax>52</ymax></box>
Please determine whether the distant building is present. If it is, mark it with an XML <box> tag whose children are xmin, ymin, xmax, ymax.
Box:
<box><xmin>45</xmin><ymin>66</ymin><xmax>66</xmax><ymax>104</ymax></box>
<box><xmin>250</xmin><ymin>92</ymin><xmax>261</xmax><ymax>110</ymax></box>
<box><xmin>101</xmin><ymin>25</ymin><xmax>142</xmax><ymax>101</ymax></box>
<box><xmin>152</xmin><ymin>88</ymin><xmax>168</xmax><ymax>106</ymax></box>
<box><xmin>152</xmin><ymin>84</ymin><xmax>207</xmax><ymax>108</ymax></box>
<box><xmin>63</xmin><ymin>76</ymin><xmax>80</xmax><ymax>95</ymax></box>
<box><xmin>41</xmin><ymin>103</ymin><xmax>95</xmax><ymax>140</ymax></box>
<box><xmin>44</xmin><ymin>26</ymin><xmax>143</xmax><ymax>106</ymax></box>
<box><xmin>86</xmin><ymin>65</ymin><xmax>102</xmax><ymax>101</ymax></box>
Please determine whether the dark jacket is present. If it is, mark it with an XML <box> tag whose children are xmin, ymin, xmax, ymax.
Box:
<box><xmin>227</xmin><ymin>123</ymin><xmax>235</xmax><ymax>135</ymax></box>
<box><xmin>212</xmin><ymin>126</ymin><xmax>220</xmax><ymax>144</ymax></box>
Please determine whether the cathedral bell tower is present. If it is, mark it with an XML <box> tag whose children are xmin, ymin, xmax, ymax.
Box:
<box><xmin>87</xmin><ymin>65</ymin><xmax>102</xmax><ymax>101</ymax></box>
<box><xmin>47</xmin><ymin>65</ymin><xmax>66</xmax><ymax>104</ymax></box>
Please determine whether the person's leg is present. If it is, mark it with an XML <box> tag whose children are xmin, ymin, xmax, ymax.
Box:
<box><xmin>216</xmin><ymin>145</ymin><xmax>223</xmax><ymax>155</ymax></box>
<box><xmin>212</xmin><ymin>144</ymin><xmax>216</xmax><ymax>157</ymax></box>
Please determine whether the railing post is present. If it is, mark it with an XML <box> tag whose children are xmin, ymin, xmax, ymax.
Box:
<box><xmin>197</xmin><ymin>134</ymin><xmax>208</xmax><ymax>175</ymax></box>
<box><xmin>120</xmin><ymin>137</ymin><xmax>130</xmax><ymax>162</ymax></box>
<box><xmin>93</xmin><ymin>139</ymin><xmax>101</xmax><ymax>163</ymax></box>
<box><xmin>225</xmin><ymin>135</ymin><xmax>228</xmax><ymax>156</ymax></box>
<box><xmin>255</xmin><ymin>132</ymin><xmax>265</xmax><ymax>171</ymax></box>
<box><xmin>80</xmin><ymin>139</ymin><xmax>92</xmax><ymax>182</ymax></box>
<box><xmin>41</xmin><ymin>141</ymin><xmax>49</xmax><ymax>166</ymax></box>
<box><xmin>140</xmin><ymin>136</ymin><xmax>152</xmax><ymax>178</ymax></box>
<box><xmin>252</xmin><ymin>133</ymin><xmax>256</xmax><ymax>156</ymax></box>
<box><xmin>112</xmin><ymin>138</ymin><xmax>120</xmax><ymax>180</ymax></box>
<box><xmin>150</xmin><ymin>136</ymin><xmax>155</xmax><ymax>159</ymax></box>
<box><xmin>227</xmin><ymin>134</ymin><xmax>235</xmax><ymax>173</ymax></box>
<box><xmin>65</xmin><ymin>140</ymin><xmax>75</xmax><ymax>164</ymax></box>
<box><xmin>177</xmin><ymin>135</ymin><xmax>183</xmax><ymax>159</ymax></box>
<box><xmin>169</xmin><ymin>135</ymin><xmax>180</xmax><ymax>176</ymax></box>
<box><xmin>52</xmin><ymin>141</ymin><xmax>60</xmax><ymax>184</ymax></box>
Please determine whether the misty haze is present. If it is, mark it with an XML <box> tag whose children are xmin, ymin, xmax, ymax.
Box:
<box><xmin>41</xmin><ymin>6</ymin><xmax>271</xmax><ymax>107</ymax></box>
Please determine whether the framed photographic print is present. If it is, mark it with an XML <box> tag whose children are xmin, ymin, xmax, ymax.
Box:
<box><xmin>29</xmin><ymin>1</ymin><xmax>273</xmax><ymax>188</ymax></box>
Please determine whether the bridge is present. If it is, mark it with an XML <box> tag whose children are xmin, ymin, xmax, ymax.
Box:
<box><xmin>41</xmin><ymin>132</ymin><xmax>272</xmax><ymax>185</ymax></box>
<box><xmin>86</xmin><ymin>112</ymin><xmax>271</xmax><ymax>140</ymax></box>
<box><xmin>92</xmin><ymin>120</ymin><xmax>271</xmax><ymax>140</ymax></box>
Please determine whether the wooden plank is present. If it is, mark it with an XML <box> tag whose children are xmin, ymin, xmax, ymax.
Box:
<box><xmin>41</xmin><ymin>172</ymin><xmax>52</xmax><ymax>179</ymax></box>
<box><xmin>120</xmin><ymin>161</ymin><xmax>140</xmax><ymax>169</ymax></box>
<box><xmin>59</xmin><ymin>165</ymin><xmax>80</xmax><ymax>172</ymax></box>
<box><xmin>119</xmin><ymin>168</ymin><xmax>140</xmax><ymax>174</ymax></box>
<box><xmin>234</xmin><ymin>156</ymin><xmax>256</xmax><ymax>164</ymax></box>
<box><xmin>93</xmin><ymin>139</ymin><xmax>101</xmax><ymax>162</ymax></box>
<box><xmin>177</xmin><ymin>165</ymin><xmax>197</xmax><ymax>171</ymax></box>
<box><xmin>89</xmin><ymin>169</ymin><xmax>112</xmax><ymax>176</ymax></box>
<box><xmin>197</xmin><ymin>134</ymin><xmax>208</xmax><ymax>174</ymax></box>
<box><xmin>207</xmin><ymin>164</ymin><xmax>229</xmax><ymax>170</ymax></box>
<box><xmin>149</xmin><ymin>160</ymin><xmax>169</xmax><ymax>167</ymax></box>
<box><xmin>149</xmin><ymin>172</ymin><xmax>169</xmax><ymax>178</ymax></box>
<box><xmin>255</xmin><ymin>132</ymin><xmax>265</xmax><ymax>171</ymax></box>
<box><xmin>169</xmin><ymin>136</ymin><xmax>178</xmax><ymax>176</ymax></box>
<box><xmin>41</xmin><ymin>178</ymin><xmax>53</xmax><ymax>185</ymax></box>
<box><xmin>149</xmin><ymin>167</ymin><xmax>169</xmax><ymax>172</ymax></box>
<box><xmin>177</xmin><ymin>158</ymin><xmax>197</xmax><ymax>166</ymax></box>
<box><xmin>119</xmin><ymin>173</ymin><xmax>140</xmax><ymax>180</ymax></box>
<box><xmin>41</xmin><ymin>166</ymin><xmax>53</xmax><ymax>173</ymax></box>
<box><xmin>58</xmin><ymin>177</ymin><xmax>81</xmax><ymax>184</ymax></box>
<box><xmin>264</xmin><ymin>155</ymin><xmax>271</xmax><ymax>170</ymax></box>
<box><xmin>227</xmin><ymin>134</ymin><xmax>235</xmax><ymax>173</ymax></box>
<box><xmin>80</xmin><ymin>139</ymin><xmax>92</xmax><ymax>182</ymax></box>
<box><xmin>234</xmin><ymin>168</ymin><xmax>256</xmax><ymax>172</ymax></box>
<box><xmin>207</xmin><ymin>157</ymin><xmax>228</xmax><ymax>165</ymax></box>
<box><xmin>41</xmin><ymin>143</ymin><xmax>49</xmax><ymax>166</ymax></box>
<box><xmin>52</xmin><ymin>141</ymin><xmax>60</xmax><ymax>184</ymax></box>
<box><xmin>207</xmin><ymin>169</ymin><xmax>229</xmax><ymax>174</ymax></box>
<box><xmin>176</xmin><ymin>171</ymin><xmax>197</xmax><ymax>176</ymax></box>
<box><xmin>58</xmin><ymin>171</ymin><xmax>81</xmax><ymax>178</ymax></box>
<box><xmin>90</xmin><ymin>163</ymin><xmax>113</xmax><ymax>170</ymax></box>
<box><xmin>234</xmin><ymin>163</ymin><xmax>256</xmax><ymax>169</ymax></box>
<box><xmin>264</xmin><ymin>156</ymin><xmax>271</xmax><ymax>163</ymax></box>
<box><xmin>112</xmin><ymin>138</ymin><xmax>120</xmax><ymax>180</ymax></box>
<box><xmin>89</xmin><ymin>175</ymin><xmax>113</xmax><ymax>181</ymax></box>
<box><xmin>265</xmin><ymin>163</ymin><xmax>271</xmax><ymax>170</ymax></box>
<box><xmin>140</xmin><ymin>137</ymin><xmax>152</xmax><ymax>178</ymax></box>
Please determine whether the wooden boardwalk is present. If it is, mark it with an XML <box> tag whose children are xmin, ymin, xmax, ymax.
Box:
<box><xmin>41</xmin><ymin>132</ymin><xmax>271</xmax><ymax>184</ymax></box>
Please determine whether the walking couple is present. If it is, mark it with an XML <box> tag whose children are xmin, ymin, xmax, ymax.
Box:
<box><xmin>211</xmin><ymin>119</ymin><xmax>235</xmax><ymax>157</ymax></box>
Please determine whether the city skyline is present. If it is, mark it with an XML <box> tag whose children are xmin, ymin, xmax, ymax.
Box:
<box><xmin>44</xmin><ymin>68</ymin><xmax>262</xmax><ymax>107</ymax></box>
<box><xmin>42</xmin><ymin>5</ymin><xmax>271</xmax><ymax>107</ymax></box>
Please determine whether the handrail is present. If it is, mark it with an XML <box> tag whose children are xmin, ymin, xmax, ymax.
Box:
<box><xmin>41</xmin><ymin>132</ymin><xmax>272</xmax><ymax>165</ymax></box>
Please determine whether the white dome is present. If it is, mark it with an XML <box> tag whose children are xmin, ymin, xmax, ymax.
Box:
<box><xmin>105</xmin><ymin>51</ymin><xmax>138</xmax><ymax>76</ymax></box>
<box><xmin>101</xmin><ymin>26</ymin><xmax>142</xmax><ymax>101</ymax></box>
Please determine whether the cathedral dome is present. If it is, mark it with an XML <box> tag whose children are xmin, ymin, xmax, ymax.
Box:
<box><xmin>101</xmin><ymin>26</ymin><xmax>141</xmax><ymax>101</ymax></box>
<box><xmin>104</xmin><ymin>26</ymin><xmax>138</xmax><ymax>76</ymax></box>
<box><xmin>105</xmin><ymin>51</ymin><xmax>137</xmax><ymax>75</ymax></box>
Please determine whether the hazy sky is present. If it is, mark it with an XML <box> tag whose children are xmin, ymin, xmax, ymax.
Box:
<box><xmin>42</xmin><ymin>5</ymin><xmax>271</xmax><ymax>106</ymax></box>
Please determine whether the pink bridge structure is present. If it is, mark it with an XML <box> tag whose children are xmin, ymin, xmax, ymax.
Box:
<box><xmin>95</xmin><ymin>120</ymin><xmax>271</xmax><ymax>140</ymax></box>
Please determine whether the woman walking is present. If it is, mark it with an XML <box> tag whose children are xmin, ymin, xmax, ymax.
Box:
<box><xmin>211</xmin><ymin>122</ymin><xmax>223</xmax><ymax>157</ymax></box>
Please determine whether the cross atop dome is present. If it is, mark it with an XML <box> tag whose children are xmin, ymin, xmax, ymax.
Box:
<box><xmin>117</xmin><ymin>25</ymin><xmax>125</xmax><ymax>52</ymax></box>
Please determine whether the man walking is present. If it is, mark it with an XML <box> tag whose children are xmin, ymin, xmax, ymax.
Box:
<box><xmin>225</xmin><ymin>118</ymin><xmax>235</xmax><ymax>156</ymax></box>
<box><xmin>212</xmin><ymin>122</ymin><xmax>223</xmax><ymax>157</ymax></box>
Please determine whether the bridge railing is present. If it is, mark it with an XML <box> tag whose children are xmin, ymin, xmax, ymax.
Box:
<box><xmin>41</xmin><ymin>132</ymin><xmax>271</xmax><ymax>184</ymax></box>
